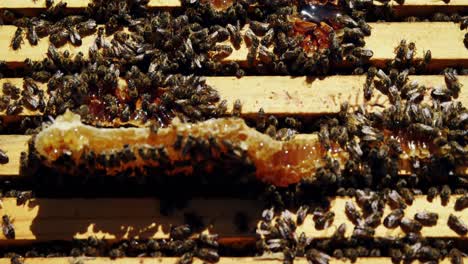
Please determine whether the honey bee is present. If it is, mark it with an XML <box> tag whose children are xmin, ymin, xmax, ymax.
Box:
<box><xmin>440</xmin><ymin>185</ymin><xmax>451</xmax><ymax>205</ymax></box>
<box><xmin>400</xmin><ymin>218</ymin><xmax>422</xmax><ymax>233</ymax></box>
<box><xmin>364</xmin><ymin>212</ymin><xmax>382</xmax><ymax>228</ymax></box>
<box><xmin>195</xmin><ymin>248</ymin><xmax>219</xmax><ymax>263</ymax></box>
<box><xmin>258</xmin><ymin>45</ymin><xmax>275</xmax><ymax>64</ymax></box>
<box><xmin>170</xmin><ymin>224</ymin><xmax>192</xmax><ymax>240</ymax></box>
<box><xmin>399</xmin><ymin>188</ymin><xmax>414</xmax><ymax>205</ymax></box>
<box><xmin>232</xmin><ymin>99</ymin><xmax>242</xmax><ymax>117</ymax></box>
<box><xmin>69</xmin><ymin>27</ymin><xmax>82</xmax><ymax>46</ymax></box>
<box><xmin>2</xmin><ymin>215</ymin><xmax>15</xmax><ymax>239</ymax></box>
<box><xmin>11</xmin><ymin>27</ymin><xmax>24</xmax><ymax>50</ymax></box>
<box><xmin>444</xmin><ymin>69</ymin><xmax>462</xmax><ymax>98</ymax></box>
<box><xmin>178</xmin><ymin>252</ymin><xmax>193</xmax><ymax>264</ymax></box>
<box><xmin>464</xmin><ymin>32</ymin><xmax>468</xmax><ymax>49</ymax></box>
<box><xmin>0</xmin><ymin>149</ymin><xmax>9</xmax><ymax>164</ymax></box>
<box><xmin>414</xmin><ymin>211</ymin><xmax>438</xmax><ymax>226</ymax></box>
<box><xmin>248</xmin><ymin>21</ymin><xmax>269</xmax><ymax>36</ymax></box>
<box><xmin>383</xmin><ymin>208</ymin><xmax>404</xmax><ymax>228</ymax></box>
<box><xmin>16</xmin><ymin>191</ymin><xmax>33</xmax><ymax>206</ymax></box>
<box><xmin>46</xmin><ymin>0</ymin><xmax>54</xmax><ymax>7</ymax></box>
<box><xmin>454</xmin><ymin>195</ymin><xmax>468</xmax><ymax>211</ymax></box>
<box><xmin>427</xmin><ymin>187</ymin><xmax>438</xmax><ymax>201</ymax></box>
<box><xmin>210</xmin><ymin>45</ymin><xmax>233</xmax><ymax>60</ymax></box>
<box><xmin>45</xmin><ymin>1</ymin><xmax>67</xmax><ymax>18</ymax></box>
<box><xmin>198</xmin><ymin>233</ymin><xmax>219</xmax><ymax>248</ymax></box>
<box><xmin>352</xmin><ymin>225</ymin><xmax>375</xmax><ymax>239</ymax></box>
<box><xmin>27</xmin><ymin>24</ymin><xmax>38</xmax><ymax>46</ymax></box>
<box><xmin>6</xmin><ymin>102</ymin><xmax>23</xmax><ymax>116</ymax></box>
<box><xmin>226</xmin><ymin>24</ymin><xmax>242</xmax><ymax>49</ymax></box>
<box><xmin>10</xmin><ymin>255</ymin><xmax>24</xmax><ymax>264</ymax></box>
<box><xmin>76</xmin><ymin>19</ymin><xmax>97</xmax><ymax>36</ymax></box>
<box><xmin>345</xmin><ymin>201</ymin><xmax>362</xmax><ymax>225</ymax></box>
<box><xmin>296</xmin><ymin>205</ymin><xmax>309</xmax><ymax>226</ymax></box>
<box><xmin>261</xmin><ymin>28</ymin><xmax>275</xmax><ymax>47</ymax></box>
<box><xmin>314</xmin><ymin>211</ymin><xmax>334</xmax><ymax>230</ymax></box>
<box><xmin>448</xmin><ymin>214</ymin><xmax>468</xmax><ymax>235</ymax></box>
<box><xmin>50</xmin><ymin>28</ymin><xmax>70</xmax><ymax>47</ymax></box>
<box><xmin>449</xmin><ymin>248</ymin><xmax>463</xmax><ymax>264</ymax></box>
<box><xmin>307</xmin><ymin>249</ymin><xmax>330</xmax><ymax>264</ymax></box>
<box><xmin>243</xmin><ymin>28</ymin><xmax>259</xmax><ymax>48</ymax></box>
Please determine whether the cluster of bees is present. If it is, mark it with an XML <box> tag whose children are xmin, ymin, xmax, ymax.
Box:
<box><xmin>0</xmin><ymin>0</ymin><xmax>388</xmax><ymax>129</ymax></box>
<box><xmin>0</xmin><ymin>0</ymin><xmax>467</xmax><ymax>262</ymax></box>
<box><xmin>2</xmin><ymin>226</ymin><xmax>220</xmax><ymax>263</ymax></box>
<box><xmin>256</xmin><ymin>193</ymin><xmax>467</xmax><ymax>264</ymax></box>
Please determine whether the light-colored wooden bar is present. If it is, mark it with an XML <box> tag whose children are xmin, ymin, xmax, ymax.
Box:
<box><xmin>0</xmin><ymin>198</ymin><xmax>262</xmax><ymax>242</ymax></box>
<box><xmin>0</xmin><ymin>258</ymin><xmax>466</xmax><ymax>264</ymax></box>
<box><xmin>1</xmin><ymin>133</ymin><xmax>467</xmax><ymax>176</ymax></box>
<box><xmin>209</xmin><ymin>75</ymin><xmax>468</xmax><ymax>116</ymax></box>
<box><xmin>0</xmin><ymin>195</ymin><xmax>465</xmax><ymax>242</ymax></box>
<box><xmin>1</xmin><ymin>76</ymin><xmax>467</xmax><ymax>176</ymax></box>
<box><xmin>226</xmin><ymin>23</ymin><xmax>468</xmax><ymax>69</ymax></box>
<box><xmin>0</xmin><ymin>0</ymin><xmax>180</xmax><ymax>9</ymax></box>
<box><xmin>297</xmin><ymin>195</ymin><xmax>468</xmax><ymax>239</ymax></box>
<box><xmin>1</xmin><ymin>75</ymin><xmax>467</xmax><ymax>117</ymax></box>
<box><xmin>1</xmin><ymin>0</ymin><xmax>467</xmax><ymax>17</ymax></box>
<box><xmin>0</xmin><ymin>135</ymin><xmax>28</xmax><ymax>176</ymax></box>
<box><xmin>0</xmin><ymin>23</ymin><xmax>467</xmax><ymax>68</ymax></box>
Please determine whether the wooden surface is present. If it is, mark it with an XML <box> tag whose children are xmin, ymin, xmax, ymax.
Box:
<box><xmin>209</xmin><ymin>75</ymin><xmax>468</xmax><ymax>115</ymax></box>
<box><xmin>0</xmin><ymin>0</ymin><xmax>180</xmax><ymax>9</ymax></box>
<box><xmin>1</xmin><ymin>75</ymin><xmax>467</xmax><ymax>176</ymax></box>
<box><xmin>1</xmin><ymin>134</ymin><xmax>467</xmax><ymax>177</ymax></box>
<box><xmin>0</xmin><ymin>1</ymin><xmax>467</xmax><ymax>261</ymax></box>
<box><xmin>226</xmin><ymin>23</ymin><xmax>468</xmax><ymax>69</ymax></box>
<box><xmin>0</xmin><ymin>198</ymin><xmax>262</xmax><ymax>242</ymax></box>
<box><xmin>0</xmin><ymin>23</ymin><xmax>467</xmax><ymax>69</ymax></box>
<box><xmin>1</xmin><ymin>75</ymin><xmax>467</xmax><ymax>117</ymax></box>
<box><xmin>0</xmin><ymin>135</ymin><xmax>28</xmax><ymax>176</ymax></box>
<box><xmin>0</xmin><ymin>195</ymin><xmax>465</xmax><ymax>242</ymax></box>
<box><xmin>0</xmin><ymin>257</ymin><xmax>466</xmax><ymax>264</ymax></box>
<box><xmin>1</xmin><ymin>0</ymin><xmax>467</xmax><ymax>17</ymax></box>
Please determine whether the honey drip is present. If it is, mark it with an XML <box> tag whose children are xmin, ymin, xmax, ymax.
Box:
<box><xmin>294</xmin><ymin>3</ymin><xmax>341</xmax><ymax>53</ymax></box>
<box><xmin>201</xmin><ymin>0</ymin><xmax>234</xmax><ymax>11</ymax></box>
<box><xmin>33</xmin><ymin>111</ymin><xmax>464</xmax><ymax>187</ymax></box>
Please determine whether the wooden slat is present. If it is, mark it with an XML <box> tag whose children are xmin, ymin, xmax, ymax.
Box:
<box><xmin>1</xmin><ymin>76</ymin><xmax>467</xmax><ymax>176</ymax></box>
<box><xmin>0</xmin><ymin>198</ymin><xmax>262</xmax><ymax>242</ymax></box>
<box><xmin>0</xmin><ymin>135</ymin><xmax>28</xmax><ymax>176</ymax></box>
<box><xmin>1</xmin><ymin>133</ymin><xmax>467</xmax><ymax>177</ymax></box>
<box><xmin>1</xmin><ymin>75</ymin><xmax>467</xmax><ymax>117</ymax></box>
<box><xmin>0</xmin><ymin>23</ymin><xmax>467</xmax><ymax>68</ymax></box>
<box><xmin>209</xmin><ymin>75</ymin><xmax>468</xmax><ymax>115</ymax></box>
<box><xmin>0</xmin><ymin>258</ymin><xmax>466</xmax><ymax>264</ymax></box>
<box><xmin>0</xmin><ymin>0</ymin><xmax>180</xmax><ymax>9</ymax></box>
<box><xmin>225</xmin><ymin>23</ymin><xmax>468</xmax><ymax>69</ymax></box>
<box><xmin>0</xmin><ymin>195</ymin><xmax>465</xmax><ymax>242</ymax></box>
<box><xmin>1</xmin><ymin>0</ymin><xmax>467</xmax><ymax>16</ymax></box>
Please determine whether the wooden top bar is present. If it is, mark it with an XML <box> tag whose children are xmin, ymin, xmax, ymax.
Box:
<box><xmin>0</xmin><ymin>75</ymin><xmax>467</xmax><ymax>176</ymax></box>
<box><xmin>225</xmin><ymin>23</ymin><xmax>468</xmax><ymax>69</ymax></box>
<box><xmin>0</xmin><ymin>135</ymin><xmax>29</xmax><ymax>177</ymax></box>
<box><xmin>0</xmin><ymin>195</ymin><xmax>465</xmax><ymax>242</ymax></box>
<box><xmin>0</xmin><ymin>258</ymin><xmax>466</xmax><ymax>264</ymax></box>
<box><xmin>1</xmin><ymin>134</ymin><xmax>467</xmax><ymax>177</ymax></box>
<box><xmin>1</xmin><ymin>75</ymin><xmax>467</xmax><ymax>117</ymax></box>
<box><xmin>0</xmin><ymin>0</ymin><xmax>180</xmax><ymax>9</ymax></box>
<box><xmin>0</xmin><ymin>23</ymin><xmax>467</xmax><ymax>69</ymax></box>
<box><xmin>0</xmin><ymin>198</ymin><xmax>261</xmax><ymax>242</ymax></box>
<box><xmin>1</xmin><ymin>0</ymin><xmax>467</xmax><ymax>17</ymax></box>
